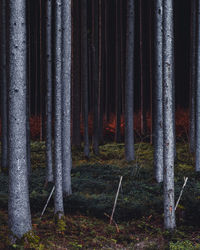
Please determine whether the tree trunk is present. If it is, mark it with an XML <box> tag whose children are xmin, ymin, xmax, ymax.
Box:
<box><xmin>8</xmin><ymin>0</ymin><xmax>32</xmax><ymax>239</ymax></box>
<box><xmin>154</xmin><ymin>0</ymin><xmax>163</xmax><ymax>183</ymax></box>
<box><xmin>125</xmin><ymin>0</ymin><xmax>134</xmax><ymax>162</ymax></box>
<box><xmin>45</xmin><ymin>0</ymin><xmax>53</xmax><ymax>183</ymax></box>
<box><xmin>139</xmin><ymin>0</ymin><xmax>145</xmax><ymax>136</ymax></box>
<box><xmin>72</xmin><ymin>0</ymin><xmax>81</xmax><ymax>148</ymax></box>
<box><xmin>27</xmin><ymin>0</ymin><xmax>31</xmax><ymax>177</ymax></box>
<box><xmin>189</xmin><ymin>0</ymin><xmax>197</xmax><ymax>153</ymax></box>
<box><xmin>81</xmin><ymin>0</ymin><xmax>90</xmax><ymax>158</ymax></box>
<box><xmin>62</xmin><ymin>0</ymin><xmax>72</xmax><ymax>196</ymax></box>
<box><xmin>54</xmin><ymin>0</ymin><xmax>64</xmax><ymax>217</ymax></box>
<box><xmin>163</xmin><ymin>0</ymin><xmax>176</xmax><ymax>230</ymax></box>
<box><xmin>98</xmin><ymin>0</ymin><xmax>104</xmax><ymax>144</ymax></box>
<box><xmin>196</xmin><ymin>0</ymin><xmax>200</xmax><ymax>172</ymax></box>
<box><xmin>0</xmin><ymin>0</ymin><xmax>8</xmax><ymax>171</ymax></box>
<box><xmin>92</xmin><ymin>0</ymin><xmax>99</xmax><ymax>155</ymax></box>
<box><xmin>115</xmin><ymin>0</ymin><xmax>122</xmax><ymax>143</ymax></box>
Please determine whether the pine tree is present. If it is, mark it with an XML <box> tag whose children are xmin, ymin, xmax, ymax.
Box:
<box><xmin>45</xmin><ymin>0</ymin><xmax>54</xmax><ymax>183</ymax></box>
<box><xmin>163</xmin><ymin>0</ymin><xmax>176</xmax><ymax>230</ymax></box>
<box><xmin>62</xmin><ymin>0</ymin><xmax>72</xmax><ymax>196</ymax></box>
<box><xmin>8</xmin><ymin>0</ymin><xmax>32</xmax><ymax>239</ymax></box>
<box><xmin>81</xmin><ymin>0</ymin><xmax>90</xmax><ymax>158</ymax></box>
<box><xmin>0</xmin><ymin>0</ymin><xmax>8</xmax><ymax>171</ymax></box>
<box><xmin>154</xmin><ymin>0</ymin><xmax>163</xmax><ymax>183</ymax></box>
<box><xmin>54</xmin><ymin>0</ymin><xmax>64</xmax><ymax>217</ymax></box>
<box><xmin>125</xmin><ymin>0</ymin><xmax>134</xmax><ymax>162</ymax></box>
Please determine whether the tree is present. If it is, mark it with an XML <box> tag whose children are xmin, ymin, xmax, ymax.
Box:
<box><xmin>62</xmin><ymin>0</ymin><xmax>72</xmax><ymax>196</ymax></box>
<box><xmin>45</xmin><ymin>0</ymin><xmax>54</xmax><ymax>183</ymax></box>
<box><xmin>163</xmin><ymin>0</ymin><xmax>176</xmax><ymax>230</ymax></box>
<box><xmin>189</xmin><ymin>0</ymin><xmax>197</xmax><ymax>153</ymax></box>
<box><xmin>54</xmin><ymin>0</ymin><xmax>64</xmax><ymax>217</ymax></box>
<box><xmin>81</xmin><ymin>0</ymin><xmax>90</xmax><ymax>158</ymax></box>
<box><xmin>154</xmin><ymin>0</ymin><xmax>163</xmax><ymax>183</ymax></box>
<box><xmin>115</xmin><ymin>0</ymin><xmax>122</xmax><ymax>143</ymax></box>
<box><xmin>196</xmin><ymin>0</ymin><xmax>200</xmax><ymax>172</ymax></box>
<box><xmin>8</xmin><ymin>0</ymin><xmax>32</xmax><ymax>239</ymax></box>
<box><xmin>125</xmin><ymin>0</ymin><xmax>134</xmax><ymax>162</ymax></box>
<box><xmin>0</xmin><ymin>0</ymin><xmax>8</xmax><ymax>171</ymax></box>
<box><xmin>92</xmin><ymin>0</ymin><xmax>100</xmax><ymax>155</ymax></box>
<box><xmin>72</xmin><ymin>0</ymin><xmax>81</xmax><ymax>148</ymax></box>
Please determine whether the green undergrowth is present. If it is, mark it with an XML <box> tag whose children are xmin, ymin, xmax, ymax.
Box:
<box><xmin>0</xmin><ymin>141</ymin><xmax>200</xmax><ymax>248</ymax></box>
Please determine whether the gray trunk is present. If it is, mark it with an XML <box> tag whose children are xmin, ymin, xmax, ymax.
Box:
<box><xmin>154</xmin><ymin>0</ymin><xmax>163</xmax><ymax>183</ymax></box>
<box><xmin>196</xmin><ymin>0</ymin><xmax>200</xmax><ymax>172</ymax></box>
<box><xmin>72</xmin><ymin>0</ymin><xmax>81</xmax><ymax>148</ymax></box>
<box><xmin>163</xmin><ymin>0</ymin><xmax>176</xmax><ymax>230</ymax></box>
<box><xmin>61</xmin><ymin>0</ymin><xmax>72</xmax><ymax>196</ymax></box>
<box><xmin>54</xmin><ymin>0</ymin><xmax>64</xmax><ymax>216</ymax></box>
<box><xmin>0</xmin><ymin>0</ymin><xmax>8</xmax><ymax>171</ymax></box>
<box><xmin>189</xmin><ymin>0</ymin><xmax>196</xmax><ymax>153</ymax></box>
<box><xmin>125</xmin><ymin>0</ymin><xmax>134</xmax><ymax>162</ymax></box>
<box><xmin>45</xmin><ymin>0</ymin><xmax>53</xmax><ymax>183</ymax></box>
<box><xmin>115</xmin><ymin>0</ymin><xmax>122</xmax><ymax>143</ymax></box>
<box><xmin>8</xmin><ymin>0</ymin><xmax>32</xmax><ymax>239</ymax></box>
<box><xmin>92</xmin><ymin>0</ymin><xmax>99</xmax><ymax>155</ymax></box>
<box><xmin>81</xmin><ymin>0</ymin><xmax>90</xmax><ymax>158</ymax></box>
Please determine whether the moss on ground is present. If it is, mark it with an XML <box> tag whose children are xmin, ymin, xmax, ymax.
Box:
<box><xmin>0</xmin><ymin>141</ymin><xmax>200</xmax><ymax>249</ymax></box>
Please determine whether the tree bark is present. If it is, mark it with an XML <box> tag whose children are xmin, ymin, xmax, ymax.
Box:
<box><xmin>115</xmin><ymin>0</ymin><xmax>122</xmax><ymax>143</ymax></box>
<box><xmin>125</xmin><ymin>0</ymin><xmax>134</xmax><ymax>162</ymax></box>
<box><xmin>196</xmin><ymin>0</ymin><xmax>200</xmax><ymax>172</ymax></box>
<box><xmin>81</xmin><ymin>0</ymin><xmax>90</xmax><ymax>158</ymax></box>
<box><xmin>62</xmin><ymin>0</ymin><xmax>72</xmax><ymax>196</ymax></box>
<box><xmin>189</xmin><ymin>0</ymin><xmax>197</xmax><ymax>153</ymax></box>
<box><xmin>8</xmin><ymin>0</ymin><xmax>32</xmax><ymax>239</ymax></box>
<box><xmin>92</xmin><ymin>0</ymin><xmax>99</xmax><ymax>155</ymax></box>
<box><xmin>0</xmin><ymin>0</ymin><xmax>8</xmax><ymax>171</ymax></box>
<box><xmin>163</xmin><ymin>0</ymin><xmax>176</xmax><ymax>230</ymax></box>
<box><xmin>45</xmin><ymin>0</ymin><xmax>53</xmax><ymax>183</ymax></box>
<box><xmin>154</xmin><ymin>0</ymin><xmax>163</xmax><ymax>183</ymax></box>
<box><xmin>54</xmin><ymin>0</ymin><xmax>64</xmax><ymax>216</ymax></box>
<box><xmin>72</xmin><ymin>0</ymin><xmax>81</xmax><ymax>148</ymax></box>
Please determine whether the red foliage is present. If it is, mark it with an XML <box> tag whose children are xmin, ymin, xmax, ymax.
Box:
<box><xmin>0</xmin><ymin>109</ymin><xmax>189</xmax><ymax>141</ymax></box>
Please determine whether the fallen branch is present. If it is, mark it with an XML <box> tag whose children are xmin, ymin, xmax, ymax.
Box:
<box><xmin>40</xmin><ymin>185</ymin><xmax>55</xmax><ymax>219</ymax></box>
<box><xmin>175</xmin><ymin>177</ymin><xmax>188</xmax><ymax>211</ymax></box>
<box><xmin>110</xmin><ymin>176</ymin><xmax>123</xmax><ymax>225</ymax></box>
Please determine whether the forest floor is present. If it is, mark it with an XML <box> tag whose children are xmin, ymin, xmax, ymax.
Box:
<box><xmin>1</xmin><ymin>141</ymin><xmax>200</xmax><ymax>249</ymax></box>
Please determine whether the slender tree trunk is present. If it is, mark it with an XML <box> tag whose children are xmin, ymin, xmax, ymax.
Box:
<box><xmin>62</xmin><ymin>0</ymin><xmax>72</xmax><ymax>196</ymax></box>
<box><xmin>0</xmin><ymin>0</ymin><xmax>8</xmax><ymax>171</ymax></box>
<box><xmin>92</xmin><ymin>0</ymin><xmax>99</xmax><ymax>155</ymax></box>
<box><xmin>115</xmin><ymin>0</ymin><xmax>122</xmax><ymax>143</ymax></box>
<box><xmin>163</xmin><ymin>0</ymin><xmax>176</xmax><ymax>230</ymax></box>
<box><xmin>27</xmin><ymin>0</ymin><xmax>31</xmax><ymax>177</ymax></box>
<box><xmin>98</xmin><ymin>0</ymin><xmax>104</xmax><ymax>144</ymax></box>
<box><xmin>149</xmin><ymin>2</ymin><xmax>153</xmax><ymax>145</ymax></box>
<box><xmin>189</xmin><ymin>0</ymin><xmax>197</xmax><ymax>153</ymax></box>
<box><xmin>139</xmin><ymin>0</ymin><xmax>144</xmax><ymax>136</ymax></box>
<box><xmin>54</xmin><ymin>0</ymin><xmax>64</xmax><ymax>217</ymax></box>
<box><xmin>125</xmin><ymin>0</ymin><xmax>134</xmax><ymax>162</ymax></box>
<box><xmin>196</xmin><ymin>0</ymin><xmax>200</xmax><ymax>172</ymax></box>
<box><xmin>105</xmin><ymin>0</ymin><xmax>110</xmax><ymax>123</ymax></box>
<box><xmin>8</xmin><ymin>0</ymin><xmax>32</xmax><ymax>239</ymax></box>
<box><xmin>72</xmin><ymin>0</ymin><xmax>81</xmax><ymax>148</ymax></box>
<box><xmin>45</xmin><ymin>0</ymin><xmax>53</xmax><ymax>183</ymax></box>
<box><xmin>154</xmin><ymin>0</ymin><xmax>163</xmax><ymax>183</ymax></box>
<box><xmin>81</xmin><ymin>0</ymin><xmax>90</xmax><ymax>158</ymax></box>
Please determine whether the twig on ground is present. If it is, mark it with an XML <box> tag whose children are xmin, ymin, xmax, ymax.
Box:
<box><xmin>175</xmin><ymin>177</ymin><xmax>188</xmax><ymax>211</ymax></box>
<box><xmin>110</xmin><ymin>176</ymin><xmax>123</xmax><ymax>225</ymax></box>
<box><xmin>40</xmin><ymin>185</ymin><xmax>55</xmax><ymax>219</ymax></box>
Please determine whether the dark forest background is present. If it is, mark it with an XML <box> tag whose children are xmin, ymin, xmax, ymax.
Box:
<box><xmin>22</xmin><ymin>0</ymin><xmax>190</xmax><ymax>123</ymax></box>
